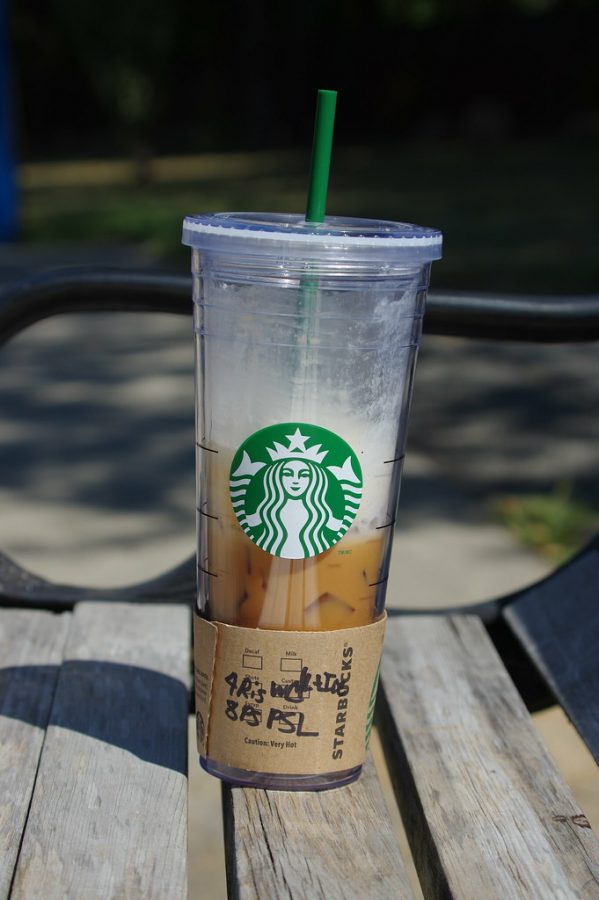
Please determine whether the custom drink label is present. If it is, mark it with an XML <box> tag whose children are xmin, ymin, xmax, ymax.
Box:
<box><xmin>229</xmin><ymin>423</ymin><xmax>363</xmax><ymax>559</ymax></box>
<box><xmin>194</xmin><ymin>613</ymin><xmax>387</xmax><ymax>776</ymax></box>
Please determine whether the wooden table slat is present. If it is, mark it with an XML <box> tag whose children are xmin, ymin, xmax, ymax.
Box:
<box><xmin>0</xmin><ymin>610</ymin><xmax>69</xmax><ymax>900</ymax></box>
<box><xmin>379</xmin><ymin>615</ymin><xmax>599</xmax><ymax>900</ymax></box>
<box><xmin>223</xmin><ymin>755</ymin><xmax>416</xmax><ymax>900</ymax></box>
<box><xmin>11</xmin><ymin>602</ymin><xmax>190</xmax><ymax>900</ymax></box>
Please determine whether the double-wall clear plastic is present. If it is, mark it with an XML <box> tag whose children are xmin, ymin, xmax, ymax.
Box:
<box><xmin>183</xmin><ymin>213</ymin><xmax>442</xmax><ymax>789</ymax></box>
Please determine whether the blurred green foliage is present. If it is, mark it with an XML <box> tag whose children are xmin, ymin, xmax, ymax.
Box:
<box><xmin>495</xmin><ymin>484</ymin><xmax>599</xmax><ymax>563</ymax></box>
<box><xmin>21</xmin><ymin>141</ymin><xmax>599</xmax><ymax>293</ymax></box>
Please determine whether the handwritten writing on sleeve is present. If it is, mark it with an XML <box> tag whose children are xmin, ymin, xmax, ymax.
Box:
<box><xmin>222</xmin><ymin>663</ymin><xmax>352</xmax><ymax>739</ymax></box>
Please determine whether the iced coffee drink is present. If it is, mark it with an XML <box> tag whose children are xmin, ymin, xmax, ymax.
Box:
<box><xmin>184</xmin><ymin>212</ymin><xmax>442</xmax><ymax>789</ymax></box>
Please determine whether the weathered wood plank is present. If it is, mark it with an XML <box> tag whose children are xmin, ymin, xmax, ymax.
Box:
<box><xmin>378</xmin><ymin>615</ymin><xmax>599</xmax><ymax>899</ymax></box>
<box><xmin>0</xmin><ymin>609</ymin><xmax>69</xmax><ymax>899</ymax></box>
<box><xmin>12</xmin><ymin>602</ymin><xmax>190</xmax><ymax>900</ymax></box>
<box><xmin>223</xmin><ymin>755</ymin><xmax>415</xmax><ymax>900</ymax></box>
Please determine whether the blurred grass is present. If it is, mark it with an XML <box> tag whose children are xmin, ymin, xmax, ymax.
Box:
<box><xmin>495</xmin><ymin>485</ymin><xmax>599</xmax><ymax>564</ymax></box>
<box><xmin>19</xmin><ymin>140</ymin><xmax>599</xmax><ymax>293</ymax></box>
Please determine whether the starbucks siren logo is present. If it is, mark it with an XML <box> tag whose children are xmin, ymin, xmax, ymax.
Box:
<box><xmin>229</xmin><ymin>423</ymin><xmax>363</xmax><ymax>559</ymax></box>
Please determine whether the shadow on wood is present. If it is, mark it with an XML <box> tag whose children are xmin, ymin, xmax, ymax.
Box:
<box><xmin>0</xmin><ymin>661</ymin><xmax>188</xmax><ymax>774</ymax></box>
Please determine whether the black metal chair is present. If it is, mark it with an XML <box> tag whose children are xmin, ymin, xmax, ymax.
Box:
<box><xmin>0</xmin><ymin>268</ymin><xmax>597</xmax><ymax>762</ymax></box>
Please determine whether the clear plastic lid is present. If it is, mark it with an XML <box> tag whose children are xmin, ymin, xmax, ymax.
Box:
<box><xmin>182</xmin><ymin>213</ymin><xmax>442</xmax><ymax>262</ymax></box>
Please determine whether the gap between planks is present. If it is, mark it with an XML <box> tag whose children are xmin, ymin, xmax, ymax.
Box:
<box><xmin>224</xmin><ymin>754</ymin><xmax>416</xmax><ymax>900</ymax></box>
<box><xmin>0</xmin><ymin>609</ymin><xmax>70</xmax><ymax>900</ymax></box>
<box><xmin>378</xmin><ymin>614</ymin><xmax>599</xmax><ymax>900</ymax></box>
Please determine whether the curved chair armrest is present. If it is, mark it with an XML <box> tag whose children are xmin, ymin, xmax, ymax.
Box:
<box><xmin>0</xmin><ymin>268</ymin><xmax>191</xmax><ymax>346</ymax></box>
<box><xmin>2</xmin><ymin>268</ymin><xmax>599</xmax><ymax>345</ymax></box>
<box><xmin>0</xmin><ymin>268</ymin><xmax>196</xmax><ymax>611</ymax></box>
<box><xmin>425</xmin><ymin>291</ymin><xmax>599</xmax><ymax>342</ymax></box>
<box><xmin>0</xmin><ymin>549</ymin><xmax>196</xmax><ymax>612</ymax></box>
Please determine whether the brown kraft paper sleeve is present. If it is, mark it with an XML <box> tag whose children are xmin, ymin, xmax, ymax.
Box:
<box><xmin>193</xmin><ymin>612</ymin><xmax>386</xmax><ymax>775</ymax></box>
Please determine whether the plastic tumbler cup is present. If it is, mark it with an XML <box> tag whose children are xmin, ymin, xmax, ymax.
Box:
<box><xmin>183</xmin><ymin>212</ymin><xmax>442</xmax><ymax>790</ymax></box>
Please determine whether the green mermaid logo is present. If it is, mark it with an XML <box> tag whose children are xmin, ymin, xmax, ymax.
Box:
<box><xmin>229</xmin><ymin>423</ymin><xmax>363</xmax><ymax>559</ymax></box>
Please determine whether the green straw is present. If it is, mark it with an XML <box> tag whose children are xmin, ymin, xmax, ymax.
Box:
<box><xmin>305</xmin><ymin>89</ymin><xmax>337</xmax><ymax>223</ymax></box>
<box><xmin>292</xmin><ymin>89</ymin><xmax>337</xmax><ymax>421</ymax></box>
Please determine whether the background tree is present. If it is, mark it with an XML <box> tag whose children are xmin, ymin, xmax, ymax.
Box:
<box><xmin>9</xmin><ymin>0</ymin><xmax>599</xmax><ymax>160</ymax></box>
